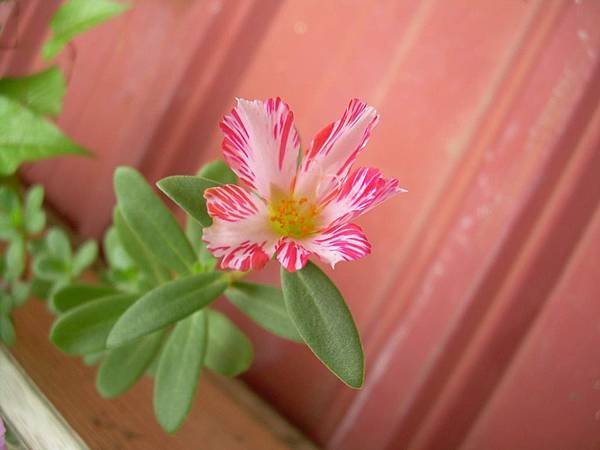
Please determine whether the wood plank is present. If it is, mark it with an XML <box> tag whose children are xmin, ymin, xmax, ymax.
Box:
<box><xmin>8</xmin><ymin>300</ymin><xmax>318</xmax><ymax>450</ymax></box>
<box><xmin>0</xmin><ymin>346</ymin><xmax>86</xmax><ymax>449</ymax></box>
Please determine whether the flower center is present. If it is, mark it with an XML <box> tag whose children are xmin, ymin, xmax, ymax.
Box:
<box><xmin>268</xmin><ymin>195</ymin><xmax>320</xmax><ymax>238</ymax></box>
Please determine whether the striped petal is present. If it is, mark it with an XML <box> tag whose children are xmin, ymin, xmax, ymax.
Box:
<box><xmin>205</xmin><ymin>184</ymin><xmax>260</xmax><ymax>222</ymax></box>
<box><xmin>203</xmin><ymin>185</ymin><xmax>278</xmax><ymax>271</ymax></box>
<box><xmin>295</xmin><ymin>99</ymin><xmax>379</xmax><ymax>201</ymax></box>
<box><xmin>320</xmin><ymin>167</ymin><xmax>406</xmax><ymax>227</ymax></box>
<box><xmin>303</xmin><ymin>223</ymin><xmax>371</xmax><ymax>268</ymax></box>
<box><xmin>275</xmin><ymin>239</ymin><xmax>311</xmax><ymax>272</ymax></box>
<box><xmin>220</xmin><ymin>97</ymin><xmax>300</xmax><ymax>199</ymax></box>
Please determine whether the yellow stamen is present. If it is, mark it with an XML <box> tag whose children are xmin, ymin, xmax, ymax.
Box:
<box><xmin>269</xmin><ymin>194</ymin><xmax>320</xmax><ymax>238</ymax></box>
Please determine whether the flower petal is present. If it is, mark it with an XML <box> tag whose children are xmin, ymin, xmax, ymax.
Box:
<box><xmin>217</xmin><ymin>240</ymin><xmax>271</xmax><ymax>272</ymax></box>
<box><xmin>303</xmin><ymin>223</ymin><xmax>371</xmax><ymax>268</ymax></box>
<box><xmin>205</xmin><ymin>184</ymin><xmax>260</xmax><ymax>222</ymax></box>
<box><xmin>203</xmin><ymin>220</ymin><xmax>276</xmax><ymax>271</ymax></box>
<box><xmin>275</xmin><ymin>239</ymin><xmax>311</xmax><ymax>272</ymax></box>
<box><xmin>295</xmin><ymin>99</ymin><xmax>379</xmax><ymax>200</ymax></box>
<box><xmin>203</xmin><ymin>185</ymin><xmax>278</xmax><ymax>271</ymax></box>
<box><xmin>320</xmin><ymin>167</ymin><xmax>406</xmax><ymax>227</ymax></box>
<box><xmin>220</xmin><ymin>97</ymin><xmax>300</xmax><ymax>198</ymax></box>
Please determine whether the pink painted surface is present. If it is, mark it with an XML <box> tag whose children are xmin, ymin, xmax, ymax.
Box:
<box><xmin>462</xmin><ymin>166</ymin><xmax>600</xmax><ymax>450</ymax></box>
<box><xmin>2</xmin><ymin>1</ymin><xmax>600</xmax><ymax>449</ymax></box>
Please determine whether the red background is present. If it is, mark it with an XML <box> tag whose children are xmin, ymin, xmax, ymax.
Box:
<box><xmin>2</xmin><ymin>1</ymin><xmax>600</xmax><ymax>449</ymax></box>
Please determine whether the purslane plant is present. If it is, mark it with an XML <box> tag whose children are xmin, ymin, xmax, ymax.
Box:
<box><xmin>160</xmin><ymin>97</ymin><xmax>405</xmax><ymax>390</ymax></box>
<box><xmin>49</xmin><ymin>161</ymin><xmax>303</xmax><ymax>433</ymax></box>
<box><xmin>48</xmin><ymin>97</ymin><xmax>404</xmax><ymax>433</ymax></box>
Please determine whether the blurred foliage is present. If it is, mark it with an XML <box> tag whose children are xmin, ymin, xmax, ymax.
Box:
<box><xmin>0</xmin><ymin>0</ymin><xmax>131</xmax><ymax>176</ymax></box>
<box><xmin>0</xmin><ymin>67</ymin><xmax>65</xmax><ymax>116</ymax></box>
<box><xmin>43</xmin><ymin>0</ymin><xmax>131</xmax><ymax>60</ymax></box>
<box><xmin>0</xmin><ymin>80</ymin><xmax>86</xmax><ymax>176</ymax></box>
<box><xmin>0</xmin><ymin>184</ymin><xmax>98</xmax><ymax>346</ymax></box>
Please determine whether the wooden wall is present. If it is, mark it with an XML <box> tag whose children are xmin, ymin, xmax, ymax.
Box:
<box><xmin>2</xmin><ymin>1</ymin><xmax>600</xmax><ymax>449</ymax></box>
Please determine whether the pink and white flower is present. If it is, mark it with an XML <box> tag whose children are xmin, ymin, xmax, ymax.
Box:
<box><xmin>203</xmin><ymin>97</ymin><xmax>406</xmax><ymax>272</ymax></box>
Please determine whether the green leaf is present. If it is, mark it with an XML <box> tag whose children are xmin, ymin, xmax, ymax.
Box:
<box><xmin>204</xmin><ymin>310</ymin><xmax>253</xmax><ymax>377</ymax></box>
<box><xmin>71</xmin><ymin>240</ymin><xmax>97</xmax><ymax>274</ymax></box>
<box><xmin>4</xmin><ymin>426</ymin><xmax>19</xmax><ymax>447</ymax></box>
<box><xmin>197</xmin><ymin>160</ymin><xmax>238</xmax><ymax>185</ymax></box>
<box><xmin>46</xmin><ymin>227</ymin><xmax>71</xmax><ymax>260</ymax></box>
<box><xmin>0</xmin><ymin>291</ymin><xmax>12</xmax><ymax>315</ymax></box>
<box><xmin>24</xmin><ymin>209</ymin><xmax>46</xmax><ymax>235</ymax></box>
<box><xmin>33</xmin><ymin>255</ymin><xmax>68</xmax><ymax>281</ymax></box>
<box><xmin>5</xmin><ymin>235</ymin><xmax>25</xmax><ymax>282</ymax></box>
<box><xmin>0</xmin><ymin>67</ymin><xmax>65</xmax><ymax>116</ymax></box>
<box><xmin>24</xmin><ymin>185</ymin><xmax>44</xmax><ymax>210</ymax></box>
<box><xmin>145</xmin><ymin>343</ymin><xmax>164</xmax><ymax>378</ymax></box>
<box><xmin>280</xmin><ymin>262</ymin><xmax>364</xmax><ymax>388</ymax></box>
<box><xmin>30</xmin><ymin>276</ymin><xmax>52</xmax><ymax>300</ymax></box>
<box><xmin>154</xmin><ymin>310</ymin><xmax>207</xmax><ymax>433</ymax></box>
<box><xmin>51</xmin><ymin>283</ymin><xmax>117</xmax><ymax>313</ymax></box>
<box><xmin>185</xmin><ymin>215</ymin><xmax>216</xmax><ymax>271</ymax></box>
<box><xmin>114</xmin><ymin>167</ymin><xmax>196</xmax><ymax>275</ymax></box>
<box><xmin>104</xmin><ymin>267</ymin><xmax>140</xmax><ymax>292</ymax></box>
<box><xmin>226</xmin><ymin>282</ymin><xmax>302</xmax><ymax>342</ymax></box>
<box><xmin>97</xmin><ymin>329</ymin><xmax>164</xmax><ymax>398</ymax></box>
<box><xmin>82</xmin><ymin>351</ymin><xmax>104</xmax><ymax>366</ymax></box>
<box><xmin>157</xmin><ymin>176</ymin><xmax>219</xmax><ymax>228</ymax></box>
<box><xmin>0</xmin><ymin>314</ymin><xmax>16</xmax><ymax>346</ymax></box>
<box><xmin>0</xmin><ymin>185</ymin><xmax>20</xmax><ymax>211</ymax></box>
<box><xmin>10</xmin><ymin>280</ymin><xmax>30</xmax><ymax>307</ymax></box>
<box><xmin>50</xmin><ymin>293</ymin><xmax>138</xmax><ymax>355</ymax></box>
<box><xmin>102</xmin><ymin>227</ymin><xmax>140</xmax><ymax>291</ymax></box>
<box><xmin>24</xmin><ymin>184</ymin><xmax>46</xmax><ymax>234</ymax></box>
<box><xmin>0</xmin><ymin>97</ymin><xmax>88</xmax><ymax>176</ymax></box>
<box><xmin>28</xmin><ymin>237</ymin><xmax>47</xmax><ymax>257</ymax></box>
<box><xmin>43</xmin><ymin>0</ymin><xmax>131</xmax><ymax>60</ymax></box>
<box><xmin>113</xmin><ymin>208</ymin><xmax>169</xmax><ymax>285</ymax></box>
<box><xmin>107</xmin><ymin>272</ymin><xmax>227</xmax><ymax>348</ymax></box>
<box><xmin>103</xmin><ymin>226</ymin><xmax>133</xmax><ymax>270</ymax></box>
<box><xmin>48</xmin><ymin>279</ymin><xmax>70</xmax><ymax>301</ymax></box>
<box><xmin>157</xmin><ymin>160</ymin><xmax>237</xmax><ymax>228</ymax></box>
<box><xmin>0</xmin><ymin>187</ymin><xmax>20</xmax><ymax>240</ymax></box>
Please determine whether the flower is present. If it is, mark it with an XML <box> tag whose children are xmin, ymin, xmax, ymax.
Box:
<box><xmin>203</xmin><ymin>97</ymin><xmax>406</xmax><ymax>272</ymax></box>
